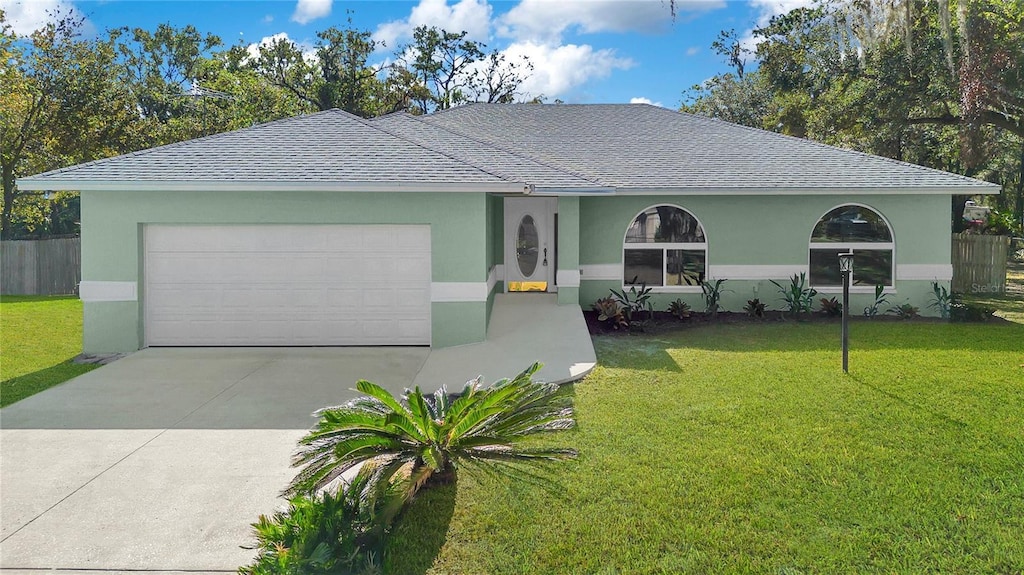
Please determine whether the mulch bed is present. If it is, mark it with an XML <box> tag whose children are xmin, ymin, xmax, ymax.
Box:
<box><xmin>582</xmin><ymin>309</ymin><xmax>947</xmax><ymax>337</ymax></box>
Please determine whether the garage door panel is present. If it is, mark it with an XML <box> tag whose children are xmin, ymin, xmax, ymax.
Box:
<box><xmin>145</xmin><ymin>225</ymin><xmax>431</xmax><ymax>346</ymax></box>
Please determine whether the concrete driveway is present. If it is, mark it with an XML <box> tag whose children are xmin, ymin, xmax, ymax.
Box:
<box><xmin>0</xmin><ymin>347</ymin><xmax>430</xmax><ymax>574</ymax></box>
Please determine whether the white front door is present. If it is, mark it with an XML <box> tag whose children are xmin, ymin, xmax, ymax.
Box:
<box><xmin>504</xmin><ymin>197</ymin><xmax>556</xmax><ymax>292</ymax></box>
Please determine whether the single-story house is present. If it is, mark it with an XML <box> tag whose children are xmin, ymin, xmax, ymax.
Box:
<box><xmin>18</xmin><ymin>104</ymin><xmax>999</xmax><ymax>353</ymax></box>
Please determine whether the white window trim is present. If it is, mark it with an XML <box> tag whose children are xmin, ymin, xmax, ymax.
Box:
<box><xmin>808</xmin><ymin>203</ymin><xmax>896</xmax><ymax>290</ymax></box>
<box><xmin>622</xmin><ymin>204</ymin><xmax>708</xmax><ymax>291</ymax></box>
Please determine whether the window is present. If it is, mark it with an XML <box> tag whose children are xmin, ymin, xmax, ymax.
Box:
<box><xmin>624</xmin><ymin>205</ymin><xmax>707</xmax><ymax>288</ymax></box>
<box><xmin>809</xmin><ymin>205</ymin><xmax>894</xmax><ymax>287</ymax></box>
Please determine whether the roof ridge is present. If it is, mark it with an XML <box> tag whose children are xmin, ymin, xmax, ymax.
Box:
<box><xmin>414</xmin><ymin>110</ymin><xmax>611</xmax><ymax>187</ymax></box>
<box><xmin>670</xmin><ymin>107</ymin><xmax>998</xmax><ymax>188</ymax></box>
<box><xmin>364</xmin><ymin>112</ymin><xmax>521</xmax><ymax>184</ymax></box>
<box><xmin>27</xmin><ymin>110</ymin><xmax>347</xmax><ymax>179</ymax></box>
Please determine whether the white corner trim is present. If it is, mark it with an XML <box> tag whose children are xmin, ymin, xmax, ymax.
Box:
<box><xmin>431</xmin><ymin>282</ymin><xmax>489</xmax><ymax>303</ymax></box>
<box><xmin>79</xmin><ymin>281</ymin><xmax>137</xmax><ymax>302</ymax></box>
<box><xmin>579</xmin><ymin>264</ymin><xmax>620</xmax><ymax>281</ymax></box>
<box><xmin>556</xmin><ymin>269</ymin><xmax>581</xmax><ymax>288</ymax></box>
<box><xmin>897</xmin><ymin>264</ymin><xmax>953</xmax><ymax>281</ymax></box>
<box><xmin>708</xmin><ymin>265</ymin><xmax>808</xmax><ymax>280</ymax></box>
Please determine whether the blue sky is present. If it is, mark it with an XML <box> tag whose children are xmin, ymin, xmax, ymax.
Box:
<box><xmin>1</xmin><ymin>0</ymin><xmax>807</xmax><ymax>108</ymax></box>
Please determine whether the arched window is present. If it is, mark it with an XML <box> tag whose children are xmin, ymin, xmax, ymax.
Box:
<box><xmin>623</xmin><ymin>205</ymin><xmax>707</xmax><ymax>287</ymax></box>
<box><xmin>809</xmin><ymin>204</ymin><xmax>894</xmax><ymax>287</ymax></box>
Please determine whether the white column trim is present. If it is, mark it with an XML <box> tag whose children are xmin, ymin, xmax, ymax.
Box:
<box><xmin>707</xmin><ymin>265</ymin><xmax>808</xmax><ymax>280</ymax></box>
<box><xmin>556</xmin><ymin>269</ymin><xmax>581</xmax><ymax>288</ymax></box>
<box><xmin>79</xmin><ymin>281</ymin><xmax>137</xmax><ymax>302</ymax></box>
<box><xmin>431</xmin><ymin>282</ymin><xmax>489</xmax><ymax>302</ymax></box>
<box><xmin>579</xmin><ymin>264</ymin><xmax>620</xmax><ymax>281</ymax></box>
<box><xmin>896</xmin><ymin>264</ymin><xmax>953</xmax><ymax>281</ymax></box>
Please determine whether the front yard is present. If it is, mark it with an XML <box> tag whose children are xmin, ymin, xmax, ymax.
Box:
<box><xmin>386</xmin><ymin>320</ymin><xmax>1024</xmax><ymax>574</ymax></box>
<box><xmin>0</xmin><ymin>295</ymin><xmax>98</xmax><ymax>407</ymax></box>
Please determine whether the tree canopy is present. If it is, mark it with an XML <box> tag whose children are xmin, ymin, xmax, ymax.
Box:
<box><xmin>0</xmin><ymin>14</ymin><xmax>534</xmax><ymax>238</ymax></box>
<box><xmin>683</xmin><ymin>0</ymin><xmax>1023</xmax><ymax>232</ymax></box>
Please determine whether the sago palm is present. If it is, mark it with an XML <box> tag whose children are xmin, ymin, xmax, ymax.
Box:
<box><xmin>285</xmin><ymin>363</ymin><xmax>577</xmax><ymax>505</ymax></box>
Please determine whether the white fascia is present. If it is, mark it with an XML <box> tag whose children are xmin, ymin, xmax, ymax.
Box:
<box><xmin>613</xmin><ymin>186</ymin><xmax>1001</xmax><ymax>196</ymax></box>
<box><xmin>14</xmin><ymin>179</ymin><xmax>531</xmax><ymax>194</ymax></box>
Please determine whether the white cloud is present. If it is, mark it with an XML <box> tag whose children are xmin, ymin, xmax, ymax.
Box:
<box><xmin>740</xmin><ymin>0</ymin><xmax>816</xmax><ymax>51</ymax></box>
<box><xmin>503</xmin><ymin>41</ymin><xmax>634</xmax><ymax>99</ymax></box>
<box><xmin>262</xmin><ymin>14</ymin><xmax>274</xmax><ymax>24</ymax></box>
<box><xmin>629</xmin><ymin>97</ymin><xmax>663</xmax><ymax>107</ymax></box>
<box><xmin>291</xmin><ymin>0</ymin><xmax>331</xmax><ymax>25</ymax></box>
<box><xmin>498</xmin><ymin>0</ymin><xmax>723</xmax><ymax>44</ymax></box>
<box><xmin>0</xmin><ymin>0</ymin><xmax>90</xmax><ymax>36</ymax></box>
<box><xmin>374</xmin><ymin>0</ymin><xmax>492</xmax><ymax>50</ymax></box>
<box><xmin>245</xmin><ymin>32</ymin><xmax>316</xmax><ymax>64</ymax></box>
<box><xmin>685</xmin><ymin>46</ymin><xmax>700</xmax><ymax>56</ymax></box>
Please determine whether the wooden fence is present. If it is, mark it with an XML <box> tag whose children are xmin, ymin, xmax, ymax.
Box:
<box><xmin>951</xmin><ymin>233</ymin><xmax>1009</xmax><ymax>294</ymax></box>
<box><xmin>1</xmin><ymin>237</ymin><xmax>81</xmax><ymax>295</ymax></box>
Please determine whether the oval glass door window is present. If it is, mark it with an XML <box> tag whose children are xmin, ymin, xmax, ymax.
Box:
<box><xmin>516</xmin><ymin>215</ymin><xmax>539</xmax><ymax>277</ymax></box>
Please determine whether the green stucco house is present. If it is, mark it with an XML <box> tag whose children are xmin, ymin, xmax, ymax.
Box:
<box><xmin>18</xmin><ymin>104</ymin><xmax>999</xmax><ymax>353</ymax></box>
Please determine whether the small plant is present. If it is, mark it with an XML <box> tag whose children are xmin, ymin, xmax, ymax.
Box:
<box><xmin>700</xmin><ymin>279</ymin><xmax>729</xmax><ymax>316</ymax></box>
<box><xmin>770</xmin><ymin>273</ymin><xmax>817</xmax><ymax>315</ymax></box>
<box><xmin>667</xmin><ymin>299</ymin><xmax>692</xmax><ymax>320</ymax></box>
<box><xmin>928</xmin><ymin>281</ymin><xmax>953</xmax><ymax>319</ymax></box>
<box><xmin>610</xmin><ymin>280</ymin><xmax>654</xmax><ymax>324</ymax></box>
<box><xmin>593</xmin><ymin>297</ymin><xmax>628</xmax><ymax>330</ymax></box>
<box><xmin>743</xmin><ymin>298</ymin><xmax>766</xmax><ymax>318</ymax></box>
<box><xmin>819</xmin><ymin>297</ymin><xmax>842</xmax><ymax>317</ymax></box>
<box><xmin>863</xmin><ymin>285</ymin><xmax>890</xmax><ymax>318</ymax></box>
<box><xmin>889</xmin><ymin>303</ymin><xmax>919</xmax><ymax>319</ymax></box>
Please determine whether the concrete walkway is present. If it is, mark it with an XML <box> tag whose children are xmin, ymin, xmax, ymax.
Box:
<box><xmin>0</xmin><ymin>297</ymin><xmax>595</xmax><ymax>573</ymax></box>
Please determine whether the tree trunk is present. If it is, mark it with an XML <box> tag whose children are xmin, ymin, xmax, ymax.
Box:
<box><xmin>1</xmin><ymin>162</ymin><xmax>16</xmax><ymax>241</ymax></box>
<box><xmin>1016</xmin><ymin>143</ymin><xmax>1024</xmax><ymax>233</ymax></box>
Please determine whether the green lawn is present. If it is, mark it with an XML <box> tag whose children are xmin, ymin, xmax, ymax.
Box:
<box><xmin>386</xmin><ymin>320</ymin><xmax>1024</xmax><ymax>574</ymax></box>
<box><xmin>0</xmin><ymin>295</ymin><xmax>97</xmax><ymax>407</ymax></box>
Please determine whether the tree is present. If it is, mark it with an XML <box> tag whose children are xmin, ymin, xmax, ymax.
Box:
<box><xmin>246</xmin><ymin>19</ymin><xmax>388</xmax><ymax>118</ymax></box>
<box><xmin>401</xmin><ymin>26</ymin><xmax>485</xmax><ymax>113</ymax></box>
<box><xmin>1</xmin><ymin>10</ymin><xmax>136</xmax><ymax>239</ymax></box>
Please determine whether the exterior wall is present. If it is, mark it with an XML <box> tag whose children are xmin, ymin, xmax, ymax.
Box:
<box><xmin>556</xmin><ymin>196</ymin><xmax>580</xmax><ymax>305</ymax></box>
<box><xmin>485</xmin><ymin>193</ymin><xmax>503</xmax><ymax>324</ymax></box>
<box><xmin>80</xmin><ymin>190</ymin><xmax>491</xmax><ymax>353</ymax></box>
<box><xmin>578</xmin><ymin>194</ymin><xmax>952</xmax><ymax>316</ymax></box>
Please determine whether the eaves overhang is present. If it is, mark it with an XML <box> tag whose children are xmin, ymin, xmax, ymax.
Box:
<box><xmin>15</xmin><ymin>179</ymin><xmax>532</xmax><ymax>194</ymax></box>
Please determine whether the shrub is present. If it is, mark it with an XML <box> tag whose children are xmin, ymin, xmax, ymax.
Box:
<box><xmin>667</xmin><ymin>299</ymin><xmax>692</xmax><ymax>320</ymax></box>
<box><xmin>743</xmin><ymin>298</ymin><xmax>766</xmax><ymax>318</ymax></box>
<box><xmin>928</xmin><ymin>282</ymin><xmax>953</xmax><ymax>320</ymax></box>
<box><xmin>700</xmin><ymin>279</ymin><xmax>729</xmax><ymax>317</ymax></box>
<box><xmin>863</xmin><ymin>285</ymin><xmax>890</xmax><ymax>318</ymax></box>
<box><xmin>889</xmin><ymin>303</ymin><xmax>920</xmax><ymax>319</ymax></box>
<box><xmin>770</xmin><ymin>273</ymin><xmax>817</xmax><ymax>316</ymax></box>
<box><xmin>950</xmin><ymin>302</ymin><xmax>997</xmax><ymax>322</ymax></box>
<box><xmin>241</xmin><ymin>471</ymin><xmax>389</xmax><ymax>575</ymax></box>
<box><xmin>593</xmin><ymin>297</ymin><xmax>628</xmax><ymax>330</ymax></box>
<box><xmin>819</xmin><ymin>297</ymin><xmax>842</xmax><ymax>317</ymax></box>
<box><xmin>610</xmin><ymin>281</ymin><xmax>653</xmax><ymax>324</ymax></box>
<box><xmin>286</xmin><ymin>363</ymin><xmax>576</xmax><ymax>502</ymax></box>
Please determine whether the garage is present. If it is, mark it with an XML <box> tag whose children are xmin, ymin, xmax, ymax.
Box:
<box><xmin>144</xmin><ymin>224</ymin><xmax>431</xmax><ymax>346</ymax></box>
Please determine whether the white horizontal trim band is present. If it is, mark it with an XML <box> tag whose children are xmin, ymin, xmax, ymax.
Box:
<box><xmin>79</xmin><ymin>281</ymin><xmax>137</xmax><ymax>302</ymax></box>
<box><xmin>579</xmin><ymin>264</ymin><xmax>620</xmax><ymax>281</ymax></box>
<box><xmin>431</xmin><ymin>282</ymin><xmax>488</xmax><ymax>302</ymax></box>
<box><xmin>896</xmin><ymin>264</ymin><xmax>953</xmax><ymax>281</ymax></box>
<box><xmin>556</xmin><ymin>270</ymin><xmax>581</xmax><ymax>288</ymax></box>
<box><xmin>708</xmin><ymin>265</ymin><xmax>808</xmax><ymax>280</ymax></box>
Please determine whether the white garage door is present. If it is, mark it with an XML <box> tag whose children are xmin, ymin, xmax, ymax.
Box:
<box><xmin>144</xmin><ymin>225</ymin><xmax>431</xmax><ymax>346</ymax></box>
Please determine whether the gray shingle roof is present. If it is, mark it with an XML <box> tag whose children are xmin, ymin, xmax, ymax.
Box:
<box><xmin>421</xmin><ymin>104</ymin><xmax>998</xmax><ymax>192</ymax></box>
<box><xmin>19</xmin><ymin>103</ymin><xmax>998</xmax><ymax>194</ymax></box>
<box><xmin>17</xmin><ymin>110</ymin><xmax>519</xmax><ymax>191</ymax></box>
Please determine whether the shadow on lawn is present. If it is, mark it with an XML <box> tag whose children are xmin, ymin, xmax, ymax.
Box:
<box><xmin>384</xmin><ymin>482</ymin><xmax>457</xmax><ymax>574</ymax></box>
